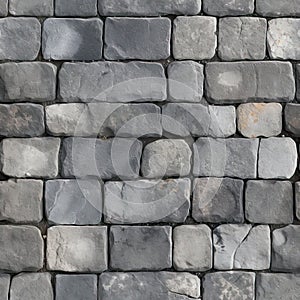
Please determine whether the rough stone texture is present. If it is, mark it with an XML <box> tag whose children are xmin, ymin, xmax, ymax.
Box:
<box><xmin>59</xmin><ymin>62</ymin><xmax>166</xmax><ymax>102</ymax></box>
<box><xmin>104</xmin><ymin>179</ymin><xmax>190</xmax><ymax>224</ymax></box>
<box><xmin>205</xmin><ymin>62</ymin><xmax>295</xmax><ymax>104</ymax></box>
<box><xmin>0</xmin><ymin>62</ymin><xmax>57</xmax><ymax>102</ymax></box>
<box><xmin>173</xmin><ymin>225</ymin><xmax>212</xmax><ymax>271</ymax></box>
<box><xmin>258</xmin><ymin>137</ymin><xmax>297</xmax><ymax>179</ymax></box>
<box><xmin>0</xmin><ymin>179</ymin><xmax>43</xmax><ymax>223</ymax></box>
<box><xmin>99</xmin><ymin>272</ymin><xmax>201</xmax><ymax>300</ymax></box>
<box><xmin>203</xmin><ymin>0</ymin><xmax>254</xmax><ymax>16</ymax></box>
<box><xmin>297</xmin><ymin>65</ymin><xmax>300</xmax><ymax>101</ymax></box>
<box><xmin>296</xmin><ymin>182</ymin><xmax>300</xmax><ymax>220</ymax></box>
<box><xmin>214</xmin><ymin>225</ymin><xmax>271</xmax><ymax>270</ymax></box>
<box><xmin>47</xmin><ymin>226</ymin><xmax>107</xmax><ymax>272</ymax></box>
<box><xmin>173</xmin><ymin>16</ymin><xmax>217</xmax><ymax>60</ymax></box>
<box><xmin>272</xmin><ymin>225</ymin><xmax>300</xmax><ymax>272</ymax></box>
<box><xmin>10</xmin><ymin>273</ymin><xmax>53</xmax><ymax>300</ymax></box>
<box><xmin>219</xmin><ymin>17</ymin><xmax>267</xmax><ymax>60</ymax></box>
<box><xmin>141</xmin><ymin>139</ymin><xmax>192</xmax><ymax>178</ymax></box>
<box><xmin>193</xmin><ymin>177</ymin><xmax>244</xmax><ymax>223</ymax></box>
<box><xmin>0</xmin><ymin>275</ymin><xmax>9</xmax><ymax>300</ymax></box>
<box><xmin>193</xmin><ymin>138</ymin><xmax>259</xmax><ymax>178</ymax></box>
<box><xmin>45</xmin><ymin>179</ymin><xmax>102</xmax><ymax>225</ymax></box>
<box><xmin>0</xmin><ymin>225</ymin><xmax>43</xmax><ymax>272</ymax></box>
<box><xmin>0</xmin><ymin>0</ymin><xmax>7</xmax><ymax>16</ymax></box>
<box><xmin>285</xmin><ymin>104</ymin><xmax>300</xmax><ymax>136</ymax></box>
<box><xmin>237</xmin><ymin>103</ymin><xmax>282</xmax><ymax>138</ymax></box>
<box><xmin>1</xmin><ymin>138</ymin><xmax>60</xmax><ymax>178</ymax></box>
<box><xmin>110</xmin><ymin>226</ymin><xmax>172</xmax><ymax>271</ymax></box>
<box><xmin>56</xmin><ymin>0</ymin><xmax>97</xmax><ymax>16</ymax></box>
<box><xmin>9</xmin><ymin>0</ymin><xmax>53</xmax><ymax>16</ymax></box>
<box><xmin>256</xmin><ymin>0</ymin><xmax>300</xmax><ymax>16</ymax></box>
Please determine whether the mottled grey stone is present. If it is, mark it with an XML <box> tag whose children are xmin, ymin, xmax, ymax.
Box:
<box><xmin>45</xmin><ymin>180</ymin><xmax>102</xmax><ymax>225</ymax></box>
<box><xmin>0</xmin><ymin>62</ymin><xmax>57</xmax><ymax>102</ymax></box>
<box><xmin>100</xmin><ymin>272</ymin><xmax>201</xmax><ymax>300</ymax></box>
<box><xmin>173</xmin><ymin>225</ymin><xmax>212</xmax><ymax>272</ymax></box>
<box><xmin>285</xmin><ymin>104</ymin><xmax>300</xmax><ymax>136</ymax></box>
<box><xmin>59</xmin><ymin>62</ymin><xmax>166</xmax><ymax>102</ymax></box>
<box><xmin>0</xmin><ymin>179</ymin><xmax>43</xmax><ymax>223</ymax></box>
<box><xmin>0</xmin><ymin>0</ymin><xmax>7</xmax><ymax>16</ymax></box>
<box><xmin>104</xmin><ymin>18</ymin><xmax>171</xmax><ymax>60</ymax></box>
<box><xmin>0</xmin><ymin>225</ymin><xmax>43</xmax><ymax>272</ymax></box>
<box><xmin>9</xmin><ymin>0</ymin><xmax>53</xmax><ymax>16</ymax></box>
<box><xmin>56</xmin><ymin>275</ymin><xmax>97</xmax><ymax>300</ymax></box>
<box><xmin>193</xmin><ymin>177</ymin><xmax>244</xmax><ymax>223</ymax></box>
<box><xmin>237</xmin><ymin>103</ymin><xmax>282</xmax><ymax>138</ymax></box>
<box><xmin>1</xmin><ymin>138</ymin><xmax>60</xmax><ymax>178</ymax></box>
<box><xmin>258</xmin><ymin>137</ymin><xmax>297</xmax><ymax>179</ymax></box>
<box><xmin>205</xmin><ymin>62</ymin><xmax>295</xmax><ymax>104</ymax></box>
<box><xmin>256</xmin><ymin>0</ymin><xmax>300</xmax><ymax>16</ymax></box>
<box><xmin>47</xmin><ymin>226</ymin><xmax>107</xmax><ymax>272</ymax></box>
<box><xmin>104</xmin><ymin>179</ymin><xmax>190</xmax><ymax>224</ymax></box>
<box><xmin>43</xmin><ymin>18</ymin><xmax>103</xmax><ymax>60</ymax></box>
<box><xmin>10</xmin><ymin>273</ymin><xmax>53</xmax><ymax>300</ymax></box>
<box><xmin>272</xmin><ymin>225</ymin><xmax>300</xmax><ymax>272</ymax></box>
<box><xmin>296</xmin><ymin>182</ymin><xmax>300</xmax><ymax>220</ymax></box>
<box><xmin>193</xmin><ymin>138</ymin><xmax>259</xmax><ymax>178</ymax></box>
<box><xmin>173</xmin><ymin>16</ymin><xmax>217</xmax><ymax>60</ymax></box>
<box><xmin>0</xmin><ymin>274</ymin><xmax>9</xmax><ymax>300</ymax></box>
<box><xmin>55</xmin><ymin>0</ymin><xmax>97</xmax><ymax>16</ymax></box>
<box><xmin>203</xmin><ymin>0</ymin><xmax>254</xmax><ymax>16</ymax></box>
<box><xmin>61</xmin><ymin>137</ymin><xmax>142</xmax><ymax>179</ymax></box>
<box><xmin>214</xmin><ymin>225</ymin><xmax>271</xmax><ymax>270</ymax></box>
<box><xmin>219</xmin><ymin>17</ymin><xmax>267</xmax><ymax>60</ymax></box>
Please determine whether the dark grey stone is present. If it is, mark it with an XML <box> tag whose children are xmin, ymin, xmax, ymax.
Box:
<box><xmin>0</xmin><ymin>274</ymin><xmax>9</xmax><ymax>300</ymax></box>
<box><xmin>297</xmin><ymin>65</ymin><xmax>300</xmax><ymax>101</ymax></box>
<box><xmin>55</xmin><ymin>0</ymin><xmax>97</xmax><ymax>16</ymax></box>
<box><xmin>0</xmin><ymin>0</ymin><xmax>7</xmax><ymax>16</ymax></box>
<box><xmin>256</xmin><ymin>0</ymin><xmax>300</xmax><ymax>16</ymax></box>
<box><xmin>203</xmin><ymin>0</ymin><xmax>254</xmax><ymax>16</ymax></box>
<box><xmin>296</xmin><ymin>182</ymin><xmax>300</xmax><ymax>220</ymax></box>
<box><xmin>285</xmin><ymin>103</ymin><xmax>300</xmax><ymax>136</ymax></box>
<box><xmin>9</xmin><ymin>0</ymin><xmax>53</xmax><ymax>16</ymax></box>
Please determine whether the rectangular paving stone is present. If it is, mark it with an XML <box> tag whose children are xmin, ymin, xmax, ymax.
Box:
<box><xmin>203</xmin><ymin>0</ymin><xmax>254</xmax><ymax>16</ymax></box>
<box><xmin>0</xmin><ymin>274</ymin><xmax>9</xmax><ymax>300</ymax></box>
<box><xmin>296</xmin><ymin>182</ymin><xmax>300</xmax><ymax>220</ymax></box>
<box><xmin>256</xmin><ymin>0</ymin><xmax>300</xmax><ymax>16</ymax></box>
<box><xmin>0</xmin><ymin>0</ymin><xmax>7</xmax><ymax>16</ymax></box>
<box><xmin>55</xmin><ymin>0</ymin><xmax>97</xmax><ymax>16</ymax></box>
<box><xmin>285</xmin><ymin>104</ymin><xmax>300</xmax><ymax>136</ymax></box>
<box><xmin>9</xmin><ymin>0</ymin><xmax>53</xmax><ymax>16</ymax></box>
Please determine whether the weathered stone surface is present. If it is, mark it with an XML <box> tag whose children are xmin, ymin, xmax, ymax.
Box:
<box><xmin>10</xmin><ymin>273</ymin><xmax>53</xmax><ymax>300</ymax></box>
<box><xmin>59</xmin><ymin>62</ymin><xmax>166</xmax><ymax>102</ymax></box>
<box><xmin>56</xmin><ymin>0</ymin><xmax>97</xmax><ymax>16</ymax></box>
<box><xmin>205</xmin><ymin>62</ymin><xmax>295</xmax><ymax>103</ymax></box>
<box><xmin>1</xmin><ymin>138</ymin><xmax>60</xmax><ymax>178</ymax></box>
<box><xmin>43</xmin><ymin>18</ymin><xmax>103</xmax><ymax>60</ymax></box>
<box><xmin>295</xmin><ymin>182</ymin><xmax>300</xmax><ymax>220</ymax></box>
<box><xmin>219</xmin><ymin>17</ymin><xmax>267</xmax><ymax>60</ymax></box>
<box><xmin>0</xmin><ymin>225</ymin><xmax>43</xmax><ymax>272</ymax></box>
<box><xmin>214</xmin><ymin>225</ymin><xmax>271</xmax><ymax>270</ymax></box>
<box><xmin>9</xmin><ymin>0</ymin><xmax>53</xmax><ymax>16</ymax></box>
<box><xmin>61</xmin><ymin>137</ymin><xmax>142</xmax><ymax>179</ymax></box>
<box><xmin>193</xmin><ymin>138</ymin><xmax>259</xmax><ymax>178</ymax></box>
<box><xmin>45</xmin><ymin>180</ymin><xmax>102</xmax><ymax>225</ymax></box>
<box><xmin>0</xmin><ymin>274</ymin><xmax>9</xmax><ymax>300</ymax></box>
<box><xmin>237</xmin><ymin>103</ymin><xmax>282</xmax><ymax>138</ymax></box>
<box><xmin>99</xmin><ymin>272</ymin><xmax>201</xmax><ymax>300</ymax></box>
<box><xmin>203</xmin><ymin>0</ymin><xmax>254</xmax><ymax>16</ymax></box>
<box><xmin>110</xmin><ymin>226</ymin><xmax>172</xmax><ymax>271</ymax></box>
<box><xmin>297</xmin><ymin>65</ymin><xmax>300</xmax><ymax>101</ymax></box>
<box><xmin>272</xmin><ymin>225</ymin><xmax>300</xmax><ymax>272</ymax></box>
<box><xmin>141</xmin><ymin>140</ymin><xmax>191</xmax><ymax>178</ymax></box>
<box><xmin>258</xmin><ymin>137</ymin><xmax>297</xmax><ymax>179</ymax></box>
<box><xmin>173</xmin><ymin>16</ymin><xmax>217</xmax><ymax>60</ymax></box>
<box><xmin>56</xmin><ymin>275</ymin><xmax>97</xmax><ymax>300</ymax></box>
<box><xmin>256</xmin><ymin>0</ymin><xmax>300</xmax><ymax>16</ymax></box>
<box><xmin>193</xmin><ymin>177</ymin><xmax>244</xmax><ymax>223</ymax></box>
<box><xmin>0</xmin><ymin>179</ymin><xmax>43</xmax><ymax>223</ymax></box>
<box><xmin>0</xmin><ymin>62</ymin><xmax>57</xmax><ymax>102</ymax></box>
<box><xmin>285</xmin><ymin>104</ymin><xmax>300</xmax><ymax>136</ymax></box>
<box><xmin>0</xmin><ymin>0</ymin><xmax>7</xmax><ymax>16</ymax></box>
<box><xmin>174</xmin><ymin>225</ymin><xmax>212</xmax><ymax>271</ymax></box>
<box><xmin>105</xmin><ymin>18</ymin><xmax>170</xmax><ymax>60</ymax></box>
<box><xmin>104</xmin><ymin>179</ymin><xmax>190</xmax><ymax>224</ymax></box>
<box><xmin>47</xmin><ymin>226</ymin><xmax>107</xmax><ymax>272</ymax></box>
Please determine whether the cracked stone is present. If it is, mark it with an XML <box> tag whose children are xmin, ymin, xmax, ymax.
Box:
<box><xmin>295</xmin><ymin>182</ymin><xmax>300</xmax><ymax>220</ymax></box>
<box><xmin>256</xmin><ymin>0</ymin><xmax>300</xmax><ymax>16</ymax></box>
<box><xmin>203</xmin><ymin>0</ymin><xmax>254</xmax><ymax>16</ymax></box>
<box><xmin>0</xmin><ymin>0</ymin><xmax>7</xmax><ymax>16</ymax></box>
<box><xmin>9</xmin><ymin>0</ymin><xmax>53</xmax><ymax>16</ymax></box>
<box><xmin>55</xmin><ymin>0</ymin><xmax>97</xmax><ymax>16</ymax></box>
<box><xmin>0</xmin><ymin>274</ymin><xmax>10</xmax><ymax>300</ymax></box>
<box><xmin>285</xmin><ymin>104</ymin><xmax>300</xmax><ymax>136</ymax></box>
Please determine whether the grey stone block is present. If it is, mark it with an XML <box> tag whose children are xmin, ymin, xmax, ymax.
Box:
<box><xmin>47</xmin><ymin>226</ymin><xmax>107</xmax><ymax>272</ymax></box>
<box><xmin>110</xmin><ymin>226</ymin><xmax>172</xmax><ymax>271</ymax></box>
<box><xmin>0</xmin><ymin>275</ymin><xmax>9</xmax><ymax>300</ymax></box>
<box><xmin>205</xmin><ymin>62</ymin><xmax>295</xmax><ymax>104</ymax></box>
<box><xmin>55</xmin><ymin>0</ymin><xmax>97</xmax><ymax>16</ymax></box>
<box><xmin>256</xmin><ymin>0</ymin><xmax>300</xmax><ymax>16</ymax></box>
<box><xmin>104</xmin><ymin>17</ymin><xmax>171</xmax><ymax>60</ymax></box>
<box><xmin>295</xmin><ymin>182</ymin><xmax>300</xmax><ymax>220</ymax></box>
<box><xmin>104</xmin><ymin>179</ymin><xmax>190</xmax><ymax>224</ymax></box>
<box><xmin>285</xmin><ymin>104</ymin><xmax>300</xmax><ymax>136</ymax></box>
<box><xmin>0</xmin><ymin>225</ymin><xmax>43</xmax><ymax>272</ymax></box>
<box><xmin>297</xmin><ymin>65</ymin><xmax>300</xmax><ymax>101</ymax></box>
<box><xmin>173</xmin><ymin>16</ymin><xmax>217</xmax><ymax>60</ymax></box>
<box><xmin>43</xmin><ymin>18</ymin><xmax>103</xmax><ymax>60</ymax></box>
<box><xmin>193</xmin><ymin>177</ymin><xmax>244</xmax><ymax>223</ymax></box>
<box><xmin>1</xmin><ymin>138</ymin><xmax>60</xmax><ymax>178</ymax></box>
<box><xmin>203</xmin><ymin>0</ymin><xmax>254</xmax><ymax>16</ymax></box>
<box><xmin>0</xmin><ymin>0</ymin><xmax>7</xmax><ymax>16</ymax></box>
<box><xmin>258</xmin><ymin>137</ymin><xmax>297</xmax><ymax>179</ymax></box>
<box><xmin>0</xmin><ymin>179</ymin><xmax>43</xmax><ymax>223</ymax></box>
<box><xmin>9</xmin><ymin>0</ymin><xmax>53</xmax><ymax>16</ymax></box>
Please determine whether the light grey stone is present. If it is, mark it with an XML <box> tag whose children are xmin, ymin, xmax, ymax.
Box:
<box><xmin>59</xmin><ymin>62</ymin><xmax>166</xmax><ymax>102</ymax></box>
<box><xmin>205</xmin><ymin>62</ymin><xmax>295</xmax><ymax>104</ymax></box>
<box><xmin>0</xmin><ymin>179</ymin><xmax>43</xmax><ymax>223</ymax></box>
<box><xmin>0</xmin><ymin>62</ymin><xmax>57</xmax><ymax>102</ymax></box>
<box><xmin>295</xmin><ymin>182</ymin><xmax>300</xmax><ymax>220</ymax></box>
<box><xmin>0</xmin><ymin>0</ymin><xmax>7</xmax><ymax>16</ymax></box>
<box><xmin>173</xmin><ymin>16</ymin><xmax>217</xmax><ymax>60</ymax></box>
<box><xmin>47</xmin><ymin>226</ymin><xmax>107</xmax><ymax>272</ymax></box>
<box><xmin>110</xmin><ymin>226</ymin><xmax>172</xmax><ymax>271</ymax></box>
<box><xmin>55</xmin><ymin>0</ymin><xmax>97</xmax><ymax>16</ymax></box>
<box><xmin>1</xmin><ymin>138</ymin><xmax>60</xmax><ymax>178</ymax></box>
<box><xmin>173</xmin><ymin>225</ymin><xmax>212</xmax><ymax>272</ymax></box>
<box><xmin>43</xmin><ymin>18</ymin><xmax>103</xmax><ymax>60</ymax></box>
<box><xmin>9</xmin><ymin>0</ymin><xmax>53</xmax><ymax>16</ymax></box>
<box><xmin>10</xmin><ymin>273</ymin><xmax>53</xmax><ymax>300</ymax></box>
<box><xmin>0</xmin><ymin>225</ymin><xmax>43</xmax><ymax>272</ymax></box>
<box><xmin>285</xmin><ymin>104</ymin><xmax>300</xmax><ymax>136</ymax></box>
<box><xmin>0</xmin><ymin>274</ymin><xmax>9</xmax><ymax>300</ymax></box>
<box><xmin>258</xmin><ymin>137</ymin><xmax>297</xmax><ymax>179</ymax></box>
<box><xmin>104</xmin><ymin>179</ymin><xmax>190</xmax><ymax>224</ymax></box>
<box><xmin>203</xmin><ymin>0</ymin><xmax>254</xmax><ymax>16</ymax></box>
<box><xmin>256</xmin><ymin>0</ymin><xmax>300</xmax><ymax>16</ymax></box>
<box><xmin>193</xmin><ymin>177</ymin><xmax>244</xmax><ymax>223</ymax></box>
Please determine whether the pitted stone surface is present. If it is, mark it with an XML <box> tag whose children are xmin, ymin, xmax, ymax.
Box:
<box><xmin>285</xmin><ymin>104</ymin><xmax>300</xmax><ymax>136</ymax></box>
<box><xmin>55</xmin><ymin>0</ymin><xmax>97</xmax><ymax>16</ymax></box>
<box><xmin>0</xmin><ymin>275</ymin><xmax>9</xmax><ymax>300</ymax></box>
<box><xmin>296</xmin><ymin>182</ymin><xmax>300</xmax><ymax>220</ymax></box>
<box><xmin>0</xmin><ymin>0</ymin><xmax>7</xmax><ymax>16</ymax></box>
<box><xmin>256</xmin><ymin>0</ymin><xmax>300</xmax><ymax>16</ymax></box>
<box><xmin>9</xmin><ymin>0</ymin><xmax>53</xmax><ymax>16</ymax></box>
<box><xmin>203</xmin><ymin>0</ymin><xmax>254</xmax><ymax>16</ymax></box>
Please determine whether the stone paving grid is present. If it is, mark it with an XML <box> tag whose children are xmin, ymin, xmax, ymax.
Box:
<box><xmin>0</xmin><ymin>0</ymin><xmax>300</xmax><ymax>299</ymax></box>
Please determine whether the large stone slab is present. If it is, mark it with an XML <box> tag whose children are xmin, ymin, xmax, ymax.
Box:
<box><xmin>9</xmin><ymin>0</ymin><xmax>53</xmax><ymax>16</ymax></box>
<box><xmin>0</xmin><ymin>274</ymin><xmax>9</xmax><ymax>300</ymax></box>
<box><xmin>256</xmin><ymin>0</ymin><xmax>300</xmax><ymax>16</ymax></box>
<box><xmin>203</xmin><ymin>0</ymin><xmax>254</xmax><ymax>16</ymax></box>
<box><xmin>285</xmin><ymin>104</ymin><xmax>300</xmax><ymax>136</ymax></box>
<box><xmin>55</xmin><ymin>0</ymin><xmax>97</xmax><ymax>16</ymax></box>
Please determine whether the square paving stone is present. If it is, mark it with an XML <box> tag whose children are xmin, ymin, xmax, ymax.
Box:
<box><xmin>203</xmin><ymin>0</ymin><xmax>254</xmax><ymax>16</ymax></box>
<box><xmin>285</xmin><ymin>103</ymin><xmax>300</xmax><ymax>136</ymax></box>
<box><xmin>0</xmin><ymin>274</ymin><xmax>10</xmax><ymax>300</ymax></box>
<box><xmin>55</xmin><ymin>0</ymin><xmax>97</xmax><ymax>16</ymax></box>
<box><xmin>9</xmin><ymin>0</ymin><xmax>53</xmax><ymax>16</ymax></box>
